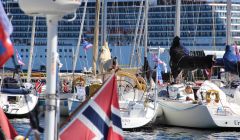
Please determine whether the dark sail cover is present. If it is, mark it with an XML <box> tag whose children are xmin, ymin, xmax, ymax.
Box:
<box><xmin>170</xmin><ymin>36</ymin><xmax>215</xmax><ymax>79</ymax></box>
<box><xmin>223</xmin><ymin>45</ymin><xmax>239</xmax><ymax>74</ymax></box>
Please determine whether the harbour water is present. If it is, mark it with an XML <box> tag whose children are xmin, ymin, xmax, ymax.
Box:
<box><xmin>11</xmin><ymin>118</ymin><xmax>240</xmax><ymax>140</ymax></box>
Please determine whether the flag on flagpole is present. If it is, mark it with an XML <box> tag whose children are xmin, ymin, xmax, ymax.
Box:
<box><xmin>82</xmin><ymin>39</ymin><xmax>93</xmax><ymax>50</ymax></box>
<box><xmin>152</xmin><ymin>53</ymin><xmax>167</xmax><ymax>73</ymax></box>
<box><xmin>15</xmin><ymin>49</ymin><xmax>25</xmax><ymax>65</ymax></box>
<box><xmin>60</xmin><ymin>74</ymin><xmax>123</xmax><ymax>140</ymax></box>
<box><xmin>0</xmin><ymin>1</ymin><xmax>14</xmax><ymax>67</ymax></box>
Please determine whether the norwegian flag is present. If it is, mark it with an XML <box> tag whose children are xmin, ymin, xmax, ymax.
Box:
<box><xmin>60</xmin><ymin>74</ymin><xmax>123</xmax><ymax>140</ymax></box>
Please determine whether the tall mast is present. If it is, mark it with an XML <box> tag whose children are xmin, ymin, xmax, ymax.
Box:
<box><xmin>174</xmin><ymin>0</ymin><xmax>181</xmax><ymax>37</ymax></box>
<box><xmin>144</xmin><ymin>0</ymin><xmax>149</xmax><ymax>59</ymax></box>
<box><xmin>101</xmin><ymin>0</ymin><xmax>107</xmax><ymax>45</ymax></box>
<box><xmin>226</xmin><ymin>0</ymin><xmax>231</xmax><ymax>45</ymax></box>
<box><xmin>93</xmin><ymin>0</ymin><xmax>101</xmax><ymax>76</ymax></box>
<box><xmin>27</xmin><ymin>16</ymin><xmax>36</xmax><ymax>83</ymax></box>
<box><xmin>73</xmin><ymin>0</ymin><xmax>88</xmax><ymax>73</ymax></box>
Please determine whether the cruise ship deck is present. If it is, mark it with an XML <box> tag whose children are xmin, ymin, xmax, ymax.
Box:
<box><xmin>2</xmin><ymin>0</ymin><xmax>240</xmax><ymax>72</ymax></box>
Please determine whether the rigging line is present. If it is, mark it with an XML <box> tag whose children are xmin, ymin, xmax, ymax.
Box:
<box><xmin>137</xmin><ymin>7</ymin><xmax>146</xmax><ymax>67</ymax></box>
<box><xmin>73</xmin><ymin>0</ymin><xmax>88</xmax><ymax>73</ymax></box>
<box><xmin>63</xmin><ymin>46</ymin><xmax>69</xmax><ymax>73</ymax></box>
<box><xmin>129</xmin><ymin>0</ymin><xmax>144</xmax><ymax>67</ymax></box>
<box><xmin>212</xmin><ymin>0</ymin><xmax>216</xmax><ymax>51</ymax></box>
<box><xmin>192</xmin><ymin>1</ymin><xmax>201</xmax><ymax>52</ymax></box>
<box><xmin>27</xmin><ymin>16</ymin><xmax>36</xmax><ymax>83</ymax></box>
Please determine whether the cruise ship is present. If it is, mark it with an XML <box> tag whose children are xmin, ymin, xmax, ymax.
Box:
<box><xmin>2</xmin><ymin>0</ymin><xmax>240</xmax><ymax>72</ymax></box>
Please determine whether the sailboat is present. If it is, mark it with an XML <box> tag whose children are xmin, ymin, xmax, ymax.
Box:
<box><xmin>0</xmin><ymin>67</ymin><xmax>38</xmax><ymax>117</ymax></box>
<box><xmin>156</xmin><ymin>0</ymin><xmax>240</xmax><ymax>129</ymax></box>
<box><xmin>116</xmin><ymin>0</ymin><xmax>160</xmax><ymax>129</ymax></box>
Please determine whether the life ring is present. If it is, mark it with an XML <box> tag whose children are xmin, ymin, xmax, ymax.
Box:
<box><xmin>206</xmin><ymin>90</ymin><xmax>220</xmax><ymax>103</ymax></box>
<box><xmin>73</xmin><ymin>76</ymin><xmax>85</xmax><ymax>86</ymax></box>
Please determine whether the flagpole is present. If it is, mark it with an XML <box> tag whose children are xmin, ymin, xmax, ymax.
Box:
<box><xmin>18</xmin><ymin>1</ymin><xmax>81</xmax><ymax>140</ymax></box>
<box><xmin>44</xmin><ymin>15</ymin><xmax>59</xmax><ymax>140</ymax></box>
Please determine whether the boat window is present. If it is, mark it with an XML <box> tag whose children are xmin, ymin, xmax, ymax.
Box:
<box><xmin>8</xmin><ymin>96</ymin><xmax>17</xmax><ymax>104</ymax></box>
<box><xmin>26</xmin><ymin>49</ymin><xmax>28</xmax><ymax>52</ymax></box>
<box><xmin>59</xmin><ymin>49</ymin><xmax>62</xmax><ymax>52</ymax></box>
<box><xmin>21</xmin><ymin>49</ymin><xmax>24</xmax><ymax>52</ymax></box>
<box><xmin>64</xmin><ymin>49</ymin><xmax>67</xmax><ymax>52</ymax></box>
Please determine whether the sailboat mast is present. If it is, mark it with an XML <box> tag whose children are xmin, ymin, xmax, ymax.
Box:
<box><xmin>93</xmin><ymin>0</ymin><xmax>101</xmax><ymax>76</ymax></box>
<box><xmin>226</xmin><ymin>0</ymin><xmax>231</xmax><ymax>45</ymax></box>
<box><xmin>144</xmin><ymin>0</ymin><xmax>149</xmax><ymax>59</ymax></box>
<box><xmin>27</xmin><ymin>16</ymin><xmax>36</xmax><ymax>83</ymax></box>
<box><xmin>101</xmin><ymin>0</ymin><xmax>107</xmax><ymax>45</ymax></box>
<box><xmin>73</xmin><ymin>0</ymin><xmax>88</xmax><ymax>73</ymax></box>
<box><xmin>174</xmin><ymin>0</ymin><xmax>181</xmax><ymax>37</ymax></box>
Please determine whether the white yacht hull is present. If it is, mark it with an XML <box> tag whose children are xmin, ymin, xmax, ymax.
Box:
<box><xmin>0</xmin><ymin>93</ymin><xmax>38</xmax><ymax>116</ymax></box>
<box><xmin>158</xmin><ymin>99</ymin><xmax>240</xmax><ymax>128</ymax></box>
<box><xmin>120</xmin><ymin>100</ymin><xmax>159</xmax><ymax>129</ymax></box>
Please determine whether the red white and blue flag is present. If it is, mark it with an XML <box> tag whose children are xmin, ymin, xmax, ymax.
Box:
<box><xmin>60</xmin><ymin>74</ymin><xmax>124</xmax><ymax>140</ymax></box>
<box><xmin>15</xmin><ymin>49</ymin><xmax>25</xmax><ymax>65</ymax></box>
<box><xmin>0</xmin><ymin>2</ymin><xmax>14</xmax><ymax>67</ymax></box>
<box><xmin>82</xmin><ymin>39</ymin><xmax>93</xmax><ymax>51</ymax></box>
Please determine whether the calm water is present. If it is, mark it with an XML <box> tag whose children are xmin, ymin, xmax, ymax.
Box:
<box><xmin>11</xmin><ymin>118</ymin><xmax>240</xmax><ymax>140</ymax></box>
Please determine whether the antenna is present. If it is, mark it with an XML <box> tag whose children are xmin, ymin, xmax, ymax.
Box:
<box><xmin>18</xmin><ymin>0</ymin><xmax>82</xmax><ymax>140</ymax></box>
